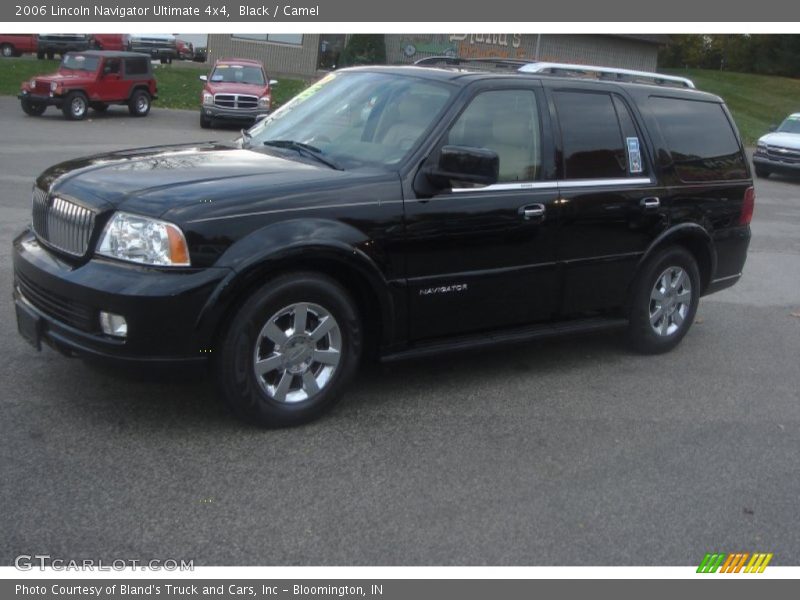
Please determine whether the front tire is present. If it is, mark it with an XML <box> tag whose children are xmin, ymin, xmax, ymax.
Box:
<box><xmin>627</xmin><ymin>246</ymin><xmax>700</xmax><ymax>354</ymax></box>
<box><xmin>216</xmin><ymin>273</ymin><xmax>362</xmax><ymax>427</ymax></box>
<box><xmin>128</xmin><ymin>89</ymin><xmax>151</xmax><ymax>117</ymax></box>
<box><xmin>1</xmin><ymin>44</ymin><xmax>14</xmax><ymax>58</ymax></box>
<box><xmin>62</xmin><ymin>91</ymin><xmax>88</xmax><ymax>120</ymax></box>
<box><xmin>199</xmin><ymin>111</ymin><xmax>212</xmax><ymax>129</ymax></box>
<box><xmin>20</xmin><ymin>97</ymin><xmax>46</xmax><ymax>116</ymax></box>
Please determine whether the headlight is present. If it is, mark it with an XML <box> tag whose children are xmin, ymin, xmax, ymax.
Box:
<box><xmin>97</xmin><ymin>212</ymin><xmax>190</xmax><ymax>267</ymax></box>
<box><xmin>756</xmin><ymin>142</ymin><xmax>767</xmax><ymax>154</ymax></box>
<box><xmin>258</xmin><ymin>95</ymin><xmax>271</xmax><ymax>108</ymax></box>
<box><xmin>50</xmin><ymin>81</ymin><xmax>57</xmax><ymax>92</ymax></box>
<box><xmin>29</xmin><ymin>79</ymin><xmax>36</xmax><ymax>88</ymax></box>
<box><xmin>202</xmin><ymin>92</ymin><xmax>213</xmax><ymax>105</ymax></box>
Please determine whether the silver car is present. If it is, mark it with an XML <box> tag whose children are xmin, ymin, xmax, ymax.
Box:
<box><xmin>752</xmin><ymin>113</ymin><xmax>800</xmax><ymax>178</ymax></box>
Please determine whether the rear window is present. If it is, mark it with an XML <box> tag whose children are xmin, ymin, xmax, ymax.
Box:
<box><xmin>649</xmin><ymin>96</ymin><xmax>747</xmax><ymax>182</ymax></box>
<box><xmin>554</xmin><ymin>91</ymin><xmax>631</xmax><ymax>180</ymax></box>
<box><xmin>125</xmin><ymin>58</ymin><xmax>149</xmax><ymax>76</ymax></box>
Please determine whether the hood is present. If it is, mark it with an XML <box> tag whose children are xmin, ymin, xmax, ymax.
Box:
<box><xmin>32</xmin><ymin>70</ymin><xmax>93</xmax><ymax>84</ymax></box>
<box><xmin>37</xmin><ymin>142</ymin><xmax>395</xmax><ymax>222</ymax></box>
<box><xmin>205</xmin><ymin>81</ymin><xmax>269</xmax><ymax>95</ymax></box>
<box><xmin>758</xmin><ymin>131</ymin><xmax>800</xmax><ymax>150</ymax></box>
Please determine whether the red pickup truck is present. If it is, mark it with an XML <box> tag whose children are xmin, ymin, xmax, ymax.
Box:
<box><xmin>0</xmin><ymin>34</ymin><xmax>37</xmax><ymax>57</ymax></box>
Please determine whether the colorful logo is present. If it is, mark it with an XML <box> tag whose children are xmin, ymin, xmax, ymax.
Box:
<box><xmin>697</xmin><ymin>553</ymin><xmax>773</xmax><ymax>573</ymax></box>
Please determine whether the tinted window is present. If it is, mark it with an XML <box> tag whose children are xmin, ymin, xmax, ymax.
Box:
<box><xmin>125</xmin><ymin>58</ymin><xmax>149</xmax><ymax>76</ymax></box>
<box><xmin>650</xmin><ymin>96</ymin><xmax>747</xmax><ymax>182</ymax></box>
<box><xmin>554</xmin><ymin>91</ymin><xmax>627</xmax><ymax>179</ymax></box>
<box><xmin>447</xmin><ymin>89</ymin><xmax>542</xmax><ymax>182</ymax></box>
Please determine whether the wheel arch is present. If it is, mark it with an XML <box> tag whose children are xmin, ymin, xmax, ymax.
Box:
<box><xmin>635</xmin><ymin>223</ymin><xmax>716</xmax><ymax>295</ymax></box>
<box><xmin>197</xmin><ymin>223</ymin><xmax>398</xmax><ymax>359</ymax></box>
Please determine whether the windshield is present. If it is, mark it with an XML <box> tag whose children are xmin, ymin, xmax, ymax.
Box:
<box><xmin>777</xmin><ymin>116</ymin><xmax>800</xmax><ymax>134</ymax></box>
<box><xmin>59</xmin><ymin>54</ymin><xmax>100</xmax><ymax>72</ymax></box>
<box><xmin>211</xmin><ymin>65</ymin><xmax>265</xmax><ymax>86</ymax></box>
<box><xmin>246</xmin><ymin>71</ymin><xmax>455</xmax><ymax>169</ymax></box>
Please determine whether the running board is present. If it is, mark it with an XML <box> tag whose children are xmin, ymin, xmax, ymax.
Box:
<box><xmin>381</xmin><ymin>317</ymin><xmax>629</xmax><ymax>363</ymax></box>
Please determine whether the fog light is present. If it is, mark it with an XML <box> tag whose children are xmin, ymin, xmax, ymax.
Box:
<box><xmin>100</xmin><ymin>312</ymin><xmax>127</xmax><ymax>337</ymax></box>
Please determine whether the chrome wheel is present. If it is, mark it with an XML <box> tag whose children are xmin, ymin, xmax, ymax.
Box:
<box><xmin>135</xmin><ymin>94</ymin><xmax>149</xmax><ymax>113</ymax></box>
<box><xmin>649</xmin><ymin>266</ymin><xmax>692</xmax><ymax>337</ymax></box>
<box><xmin>253</xmin><ymin>302</ymin><xmax>342</xmax><ymax>403</ymax></box>
<box><xmin>71</xmin><ymin>96</ymin><xmax>86</xmax><ymax>118</ymax></box>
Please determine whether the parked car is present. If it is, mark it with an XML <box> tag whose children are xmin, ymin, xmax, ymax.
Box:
<box><xmin>199</xmin><ymin>58</ymin><xmax>276</xmax><ymax>128</ymax></box>
<box><xmin>192</xmin><ymin>47</ymin><xmax>207</xmax><ymax>63</ymax></box>
<box><xmin>12</xmin><ymin>61</ymin><xmax>753</xmax><ymax>427</ymax></box>
<box><xmin>127</xmin><ymin>33</ymin><xmax>177</xmax><ymax>64</ymax></box>
<box><xmin>90</xmin><ymin>34</ymin><xmax>130</xmax><ymax>52</ymax></box>
<box><xmin>752</xmin><ymin>113</ymin><xmax>800</xmax><ymax>178</ymax></box>
<box><xmin>0</xmin><ymin>34</ymin><xmax>37</xmax><ymax>57</ymax></box>
<box><xmin>176</xmin><ymin>39</ymin><xmax>194</xmax><ymax>60</ymax></box>
<box><xmin>18</xmin><ymin>51</ymin><xmax>157</xmax><ymax>120</ymax></box>
<box><xmin>37</xmin><ymin>34</ymin><xmax>91</xmax><ymax>59</ymax></box>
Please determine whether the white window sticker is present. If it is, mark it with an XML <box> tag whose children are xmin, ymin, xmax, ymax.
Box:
<box><xmin>627</xmin><ymin>137</ymin><xmax>643</xmax><ymax>174</ymax></box>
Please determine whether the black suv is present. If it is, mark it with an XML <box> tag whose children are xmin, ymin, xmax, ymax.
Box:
<box><xmin>12</xmin><ymin>61</ymin><xmax>753</xmax><ymax>427</ymax></box>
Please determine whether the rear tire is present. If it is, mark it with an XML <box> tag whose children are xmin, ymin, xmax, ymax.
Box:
<box><xmin>754</xmin><ymin>165</ymin><xmax>771</xmax><ymax>178</ymax></box>
<box><xmin>1</xmin><ymin>44</ymin><xmax>14</xmax><ymax>58</ymax></box>
<box><xmin>627</xmin><ymin>246</ymin><xmax>700</xmax><ymax>354</ymax></box>
<box><xmin>215</xmin><ymin>273</ymin><xmax>362</xmax><ymax>427</ymax></box>
<box><xmin>61</xmin><ymin>91</ymin><xmax>88</xmax><ymax>120</ymax></box>
<box><xmin>128</xmin><ymin>90</ymin><xmax>151</xmax><ymax>117</ymax></box>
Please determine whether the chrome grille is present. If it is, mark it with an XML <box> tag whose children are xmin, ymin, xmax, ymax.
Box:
<box><xmin>766</xmin><ymin>145</ymin><xmax>800</xmax><ymax>163</ymax></box>
<box><xmin>214</xmin><ymin>94</ymin><xmax>259</xmax><ymax>109</ymax></box>
<box><xmin>31</xmin><ymin>188</ymin><xmax>95</xmax><ymax>257</ymax></box>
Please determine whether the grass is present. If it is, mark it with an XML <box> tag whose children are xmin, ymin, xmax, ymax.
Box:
<box><xmin>0</xmin><ymin>58</ymin><xmax>308</xmax><ymax>110</ymax></box>
<box><xmin>663</xmin><ymin>68</ymin><xmax>800</xmax><ymax>145</ymax></box>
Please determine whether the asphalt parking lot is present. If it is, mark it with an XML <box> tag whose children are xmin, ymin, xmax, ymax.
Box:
<box><xmin>1</xmin><ymin>95</ymin><xmax>799</xmax><ymax>566</ymax></box>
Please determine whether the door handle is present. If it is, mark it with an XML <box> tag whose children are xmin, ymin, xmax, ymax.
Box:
<box><xmin>519</xmin><ymin>203</ymin><xmax>546</xmax><ymax>221</ymax></box>
<box><xmin>640</xmin><ymin>196</ymin><xmax>660</xmax><ymax>211</ymax></box>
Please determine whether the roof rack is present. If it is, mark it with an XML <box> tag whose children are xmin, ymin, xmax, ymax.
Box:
<box><xmin>518</xmin><ymin>62</ymin><xmax>695</xmax><ymax>89</ymax></box>
<box><xmin>413</xmin><ymin>56</ymin><xmax>529</xmax><ymax>71</ymax></box>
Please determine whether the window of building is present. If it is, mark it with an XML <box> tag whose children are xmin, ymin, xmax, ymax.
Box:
<box><xmin>554</xmin><ymin>90</ymin><xmax>628</xmax><ymax>180</ymax></box>
<box><xmin>649</xmin><ymin>96</ymin><xmax>747</xmax><ymax>182</ymax></box>
<box><xmin>232</xmin><ymin>34</ymin><xmax>304</xmax><ymax>46</ymax></box>
<box><xmin>446</xmin><ymin>89</ymin><xmax>542</xmax><ymax>183</ymax></box>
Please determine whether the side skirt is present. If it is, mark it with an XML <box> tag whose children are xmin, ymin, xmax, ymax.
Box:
<box><xmin>380</xmin><ymin>316</ymin><xmax>629</xmax><ymax>363</ymax></box>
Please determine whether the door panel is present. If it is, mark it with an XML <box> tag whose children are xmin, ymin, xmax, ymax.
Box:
<box><xmin>404</xmin><ymin>84</ymin><xmax>560</xmax><ymax>341</ymax></box>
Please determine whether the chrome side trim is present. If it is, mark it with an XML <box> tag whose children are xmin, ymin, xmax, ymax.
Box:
<box><xmin>711</xmin><ymin>273</ymin><xmax>742</xmax><ymax>284</ymax></box>
<box><xmin>452</xmin><ymin>177</ymin><xmax>652</xmax><ymax>193</ymax></box>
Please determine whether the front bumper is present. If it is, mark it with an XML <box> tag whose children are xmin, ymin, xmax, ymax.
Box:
<box><xmin>18</xmin><ymin>91</ymin><xmax>63</xmax><ymax>107</ymax></box>
<box><xmin>12</xmin><ymin>229</ymin><xmax>231</xmax><ymax>366</ymax></box>
<box><xmin>202</xmin><ymin>105</ymin><xmax>269</xmax><ymax>122</ymax></box>
<box><xmin>752</xmin><ymin>153</ymin><xmax>800</xmax><ymax>174</ymax></box>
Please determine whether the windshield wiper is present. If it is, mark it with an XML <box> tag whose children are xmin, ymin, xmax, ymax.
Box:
<box><xmin>262</xmin><ymin>140</ymin><xmax>342</xmax><ymax>170</ymax></box>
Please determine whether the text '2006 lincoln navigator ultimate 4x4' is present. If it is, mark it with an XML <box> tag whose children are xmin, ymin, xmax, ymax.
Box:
<box><xmin>13</xmin><ymin>59</ymin><xmax>753</xmax><ymax>427</ymax></box>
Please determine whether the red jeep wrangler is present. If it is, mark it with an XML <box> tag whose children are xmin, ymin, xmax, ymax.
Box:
<box><xmin>18</xmin><ymin>51</ymin><xmax>157</xmax><ymax>121</ymax></box>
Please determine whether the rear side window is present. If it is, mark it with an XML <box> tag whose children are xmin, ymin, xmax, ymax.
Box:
<box><xmin>125</xmin><ymin>58</ymin><xmax>149</xmax><ymax>76</ymax></box>
<box><xmin>554</xmin><ymin>91</ymin><xmax>625</xmax><ymax>179</ymax></box>
<box><xmin>649</xmin><ymin>96</ymin><xmax>747</xmax><ymax>182</ymax></box>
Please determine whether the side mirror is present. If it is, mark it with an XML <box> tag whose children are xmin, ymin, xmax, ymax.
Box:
<box><xmin>423</xmin><ymin>145</ymin><xmax>499</xmax><ymax>190</ymax></box>
<box><xmin>199</xmin><ymin>75</ymin><xmax>207</xmax><ymax>82</ymax></box>
<box><xmin>769</xmin><ymin>124</ymin><xmax>778</xmax><ymax>132</ymax></box>
<box><xmin>269</xmin><ymin>79</ymin><xmax>278</xmax><ymax>86</ymax></box>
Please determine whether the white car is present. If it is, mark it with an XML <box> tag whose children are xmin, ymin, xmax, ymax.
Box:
<box><xmin>752</xmin><ymin>113</ymin><xmax>800</xmax><ymax>178</ymax></box>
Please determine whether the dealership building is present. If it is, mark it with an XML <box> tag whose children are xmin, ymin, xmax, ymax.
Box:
<box><xmin>206</xmin><ymin>34</ymin><xmax>663</xmax><ymax>80</ymax></box>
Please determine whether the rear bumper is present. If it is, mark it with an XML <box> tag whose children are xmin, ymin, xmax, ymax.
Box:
<box><xmin>202</xmin><ymin>105</ymin><xmax>269</xmax><ymax>122</ymax></box>
<box><xmin>12</xmin><ymin>229</ymin><xmax>231</xmax><ymax>367</ymax></box>
<box><xmin>704</xmin><ymin>225</ymin><xmax>751</xmax><ymax>296</ymax></box>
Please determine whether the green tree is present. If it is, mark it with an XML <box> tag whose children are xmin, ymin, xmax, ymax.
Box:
<box><xmin>338</xmin><ymin>35</ymin><xmax>386</xmax><ymax>67</ymax></box>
